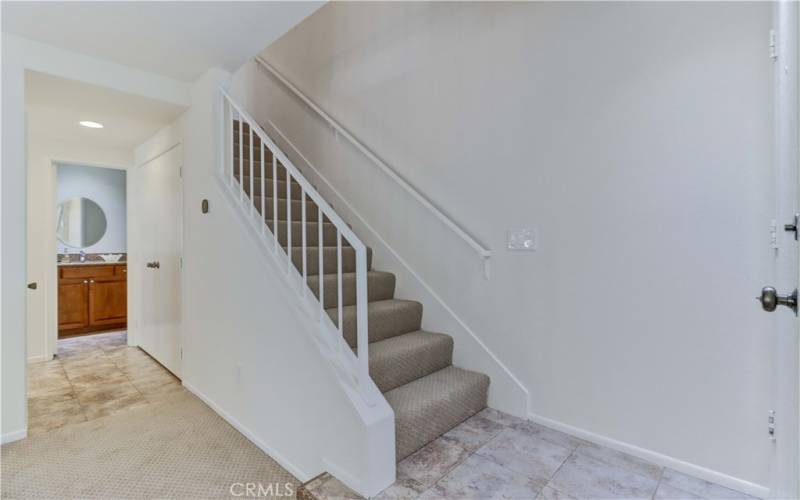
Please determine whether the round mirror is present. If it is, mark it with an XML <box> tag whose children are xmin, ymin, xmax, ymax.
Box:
<box><xmin>56</xmin><ymin>197</ymin><xmax>107</xmax><ymax>248</ymax></box>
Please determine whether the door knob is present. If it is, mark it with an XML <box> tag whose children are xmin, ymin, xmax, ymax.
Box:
<box><xmin>27</xmin><ymin>282</ymin><xmax>37</xmax><ymax>290</ymax></box>
<box><xmin>146</xmin><ymin>261</ymin><xmax>160</xmax><ymax>269</ymax></box>
<box><xmin>758</xmin><ymin>286</ymin><xmax>798</xmax><ymax>315</ymax></box>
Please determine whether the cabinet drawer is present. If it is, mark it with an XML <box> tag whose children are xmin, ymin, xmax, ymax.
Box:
<box><xmin>114</xmin><ymin>265</ymin><xmax>127</xmax><ymax>278</ymax></box>
<box><xmin>60</xmin><ymin>265</ymin><xmax>115</xmax><ymax>280</ymax></box>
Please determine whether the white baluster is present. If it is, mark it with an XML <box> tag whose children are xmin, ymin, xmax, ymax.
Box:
<box><xmin>318</xmin><ymin>207</ymin><xmax>324</xmax><ymax>320</ymax></box>
<box><xmin>355</xmin><ymin>244</ymin><xmax>370</xmax><ymax>403</ymax></box>
<box><xmin>337</xmin><ymin>230</ymin><xmax>343</xmax><ymax>345</ymax></box>
<box><xmin>286</xmin><ymin>169</ymin><xmax>292</xmax><ymax>276</ymax></box>
<box><xmin>260</xmin><ymin>141</ymin><xmax>265</xmax><ymax>233</ymax></box>
<box><xmin>273</xmin><ymin>155</ymin><xmax>278</xmax><ymax>254</ymax></box>
<box><xmin>249</xmin><ymin>127</ymin><xmax>254</xmax><ymax>216</ymax></box>
<box><xmin>238</xmin><ymin>114</ymin><xmax>244</xmax><ymax>203</ymax></box>
<box><xmin>223</xmin><ymin>96</ymin><xmax>230</xmax><ymax>184</ymax></box>
<box><xmin>301</xmin><ymin>188</ymin><xmax>307</xmax><ymax>297</ymax></box>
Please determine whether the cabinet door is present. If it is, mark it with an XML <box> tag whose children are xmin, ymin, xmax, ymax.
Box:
<box><xmin>88</xmin><ymin>280</ymin><xmax>127</xmax><ymax>326</ymax></box>
<box><xmin>58</xmin><ymin>280</ymin><xmax>89</xmax><ymax>330</ymax></box>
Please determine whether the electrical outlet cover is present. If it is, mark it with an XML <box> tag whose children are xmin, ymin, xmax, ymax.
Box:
<box><xmin>507</xmin><ymin>228</ymin><xmax>537</xmax><ymax>251</ymax></box>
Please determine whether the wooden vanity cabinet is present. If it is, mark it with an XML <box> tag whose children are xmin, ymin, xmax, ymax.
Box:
<box><xmin>58</xmin><ymin>264</ymin><xmax>127</xmax><ymax>336</ymax></box>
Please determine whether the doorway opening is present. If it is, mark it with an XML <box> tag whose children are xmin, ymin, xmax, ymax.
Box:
<box><xmin>56</xmin><ymin>163</ymin><xmax>128</xmax><ymax>339</ymax></box>
<box><xmin>24</xmin><ymin>69</ymin><xmax>186</xmax><ymax>437</ymax></box>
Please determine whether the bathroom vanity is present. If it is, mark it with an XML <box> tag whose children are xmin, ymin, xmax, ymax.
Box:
<box><xmin>58</xmin><ymin>262</ymin><xmax>127</xmax><ymax>337</ymax></box>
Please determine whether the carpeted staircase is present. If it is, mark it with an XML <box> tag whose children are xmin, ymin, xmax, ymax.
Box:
<box><xmin>232</xmin><ymin>121</ymin><xmax>489</xmax><ymax>461</ymax></box>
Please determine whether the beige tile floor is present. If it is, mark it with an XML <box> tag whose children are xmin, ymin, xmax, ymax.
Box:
<box><xmin>27</xmin><ymin>331</ymin><xmax>185</xmax><ymax>436</ymax></box>
<box><xmin>28</xmin><ymin>335</ymin><xmax>760</xmax><ymax>500</ymax></box>
<box><xmin>306</xmin><ymin>409</ymin><xmax>759</xmax><ymax>500</ymax></box>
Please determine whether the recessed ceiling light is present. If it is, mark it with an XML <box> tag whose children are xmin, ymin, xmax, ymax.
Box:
<box><xmin>79</xmin><ymin>121</ymin><xmax>104</xmax><ymax>129</ymax></box>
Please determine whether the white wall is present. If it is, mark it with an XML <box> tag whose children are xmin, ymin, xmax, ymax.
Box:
<box><xmin>26</xmin><ymin>137</ymin><xmax>132</xmax><ymax>364</ymax></box>
<box><xmin>4</xmin><ymin>24</ymin><xmax>395</xmax><ymax>494</ymax></box>
<box><xmin>133</xmin><ymin>68</ymin><xmax>394</xmax><ymax>496</ymax></box>
<box><xmin>2</xmin><ymin>32</ymin><xmax>186</xmax><ymax>442</ymax></box>
<box><xmin>249</xmin><ymin>2</ymin><xmax>774</xmax><ymax>494</ymax></box>
<box><xmin>56</xmin><ymin>164</ymin><xmax>127</xmax><ymax>253</ymax></box>
<box><xmin>2</xmin><ymin>28</ymin><xmax>29</xmax><ymax>444</ymax></box>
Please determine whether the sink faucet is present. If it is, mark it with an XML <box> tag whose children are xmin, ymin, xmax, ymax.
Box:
<box><xmin>79</xmin><ymin>250</ymin><xmax>86</xmax><ymax>263</ymax></box>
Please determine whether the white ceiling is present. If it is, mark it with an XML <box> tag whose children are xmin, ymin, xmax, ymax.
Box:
<box><xmin>3</xmin><ymin>1</ymin><xmax>323</xmax><ymax>82</ymax></box>
<box><xmin>26</xmin><ymin>71</ymin><xmax>187</xmax><ymax>150</ymax></box>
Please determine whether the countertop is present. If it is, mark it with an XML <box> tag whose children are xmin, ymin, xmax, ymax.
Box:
<box><xmin>58</xmin><ymin>261</ymin><xmax>126</xmax><ymax>267</ymax></box>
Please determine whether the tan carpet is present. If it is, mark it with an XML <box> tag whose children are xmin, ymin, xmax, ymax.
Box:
<box><xmin>1</xmin><ymin>391</ymin><xmax>299</xmax><ymax>499</ymax></box>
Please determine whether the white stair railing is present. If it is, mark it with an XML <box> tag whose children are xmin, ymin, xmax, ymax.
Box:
<box><xmin>219</xmin><ymin>88</ymin><xmax>372</xmax><ymax>404</ymax></box>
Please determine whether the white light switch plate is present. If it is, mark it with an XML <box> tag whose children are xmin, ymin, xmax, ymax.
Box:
<box><xmin>507</xmin><ymin>228</ymin><xmax>537</xmax><ymax>251</ymax></box>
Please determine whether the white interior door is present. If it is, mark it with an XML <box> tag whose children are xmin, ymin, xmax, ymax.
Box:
<box><xmin>138</xmin><ymin>145</ymin><xmax>182</xmax><ymax>377</ymax></box>
<box><xmin>766</xmin><ymin>3</ymin><xmax>800</xmax><ymax>499</ymax></box>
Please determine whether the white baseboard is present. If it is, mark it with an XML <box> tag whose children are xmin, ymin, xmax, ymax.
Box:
<box><xmin>27</xmin><ymin>354</ymin><xmax>51</xmax><ymax>364</ymax></box>
<box><xmin>527</xmin><ymin>412</ymin><xmax>770</xmax><ymax>499</ymax></box>
<box><xmin>181</xmin><ymin>381</ymin><xmax>313</xmax><ymax>484</ymax></box>
<box><xmin>1</xmin><ymin>428</ymin><xmax>27</xmax><ymax>444</ymax></box>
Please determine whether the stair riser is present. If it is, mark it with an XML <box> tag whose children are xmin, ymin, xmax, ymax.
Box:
<box><xmin>330</xmin><ymin>302</ymin><xmax>423</xmax><ymax>347</ymax></box>
<box><xmin>291</xmin><ymin>247</ymin><xmax>372</xmax><ymax>276</ymax></box>
<box><xmin>233</xmin><ymin>144</ymin><xmax>273</xmax><ymax>160</ymax></box>
<box><xmin>389</xmin><ymin>369</ymin><xmax>489</xmax><ymax>461</ymax></box>
<box><xmin>233</xmin><ymin>161</ymin><xmax>287</xmax><ymax>180</ymax></box>
<box><xmin>232</xmin><ymin>121</ymin><xmax>250</xmax><ymax>132</ymax></box>
<box><xmin>238</xmin><ymin>177</ymin><xmax>303</xmax><ymax>198</ymax></box>
<box><xmin>307</xmin><ymin>272</ymin><xmax>396</xmax><ymax>309</ymax></box>
<box><xmin>232</xmin><ymin>135</ymin><xmax>265</xmax><ymax>147</ymax></box>
<box><xmin>268</xmin><ymin>221</ymin><xmax>340</xmax><ymax>247</ymax></box>
<box><xmin>233</xmin><ymin>134</ymin><xmax>264</xmax><ymax>146</ymax></box>
<box><xmin>260</xmin><ymin>198</ymin><xmax>321</xmax><ymax>223</ymax></box>
<box><xmin>370</xmin><ymin>334</ymin><xmax>453</xmax><ymax>393</ymax></box>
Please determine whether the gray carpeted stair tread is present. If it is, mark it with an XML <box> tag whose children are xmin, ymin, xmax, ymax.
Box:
<box><xmin>255</xmin><ymin>196</ymin><xmax>322</xmax><ymax>223</ymax></box>
<box><xmin>327</xmin><ymin>299</ymin><xmax>422</xmax><ymax>347</ymax></box>
<box><xmin>307</xmin><ymin>270</ymin><xmax>395</xmax><ymax>309</ymax></box>
<box><xmin>291</xmin><ymin>246</ymin><xmax>372</xmax><ymax>275</ymax></box>
<box><xmin>233</xmin><ymin>143</ymin><xmax>274</xmax><ymax>160</ymax></box>
<box><xmin>384</xmin><ymin>366</ymin><xmax>490</xmax><ymax>461</ymax></box>
<box><xmin>233</xmin><ymin>136</ymin><xmax>266</xmax><ymax>146</ymax></box>
<box><xmin>236</xmin><ymin>175</ymin><xmax>303</xmax><ymax>198</ymax></box>
<box><xmin>369</xmin><ymin>331</ymin><xmax>453</xmax><ymax>393</ymax></box>
<box><xmin>267</xmin><ymin>220</ymin><xmax>340</xmax><ymax>247</ymax></box>
<box><xmin>234</xmin><ymin>160</ymin><xmax>287</xmax><ymax>180</ymax></box>
<box><xmin>231</xmin><ymin>120</ymin><xmax>492</xmax><ymax>464</ymax></box>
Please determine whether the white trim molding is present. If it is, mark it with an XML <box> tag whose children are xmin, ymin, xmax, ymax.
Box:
<box><xmin>26</xmin><ymin>354</ymin><xmax>52</xmax><ymax>364</ymax></box>
<box><xmin>182</xmin><ymin>382</ymin><xmax>313</xmax><ymax>483</ymax></box>
<box><xmin>527</xmin><ymin>412</ymin><xmax>770</xmax><ymax>499</ymax></box>
<box><xmin>263</xmin><ymin>118</ymin><xmax>529</xmax><ymax>419</ymax></box>
<box><xmin>254</xmin><ymin>56</ymin><xmax>492</xmax><ymax>275</ymax></box>
<box><xmin>1</xmin><ymin>429</ymin><xmax>27</xmax><ymax>445</ymax></box>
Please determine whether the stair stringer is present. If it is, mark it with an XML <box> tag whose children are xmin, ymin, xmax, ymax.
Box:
<box><xmin>212</xmin><ymin>170</ymin><xmax>396</xmax><ymax>497</ymax></box>
<box><xmin>262</xmin><ymin>118</ymin><xmax>530</xmax><ymax>419</ymax></box>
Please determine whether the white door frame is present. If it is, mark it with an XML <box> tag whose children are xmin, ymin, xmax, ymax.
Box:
<box><xmin>131</xmin><ymin>140</ymin><xmax>183</xmax><ymax>375</ymax></box>
<box><xmin>35</xmin><ymin>159</ymin><xmax>132</xmax><ymax>360</ymax></box>
<box><xmin>770</xmin><ymin>2</ymin><xmax>800</xmax><ymax>498</ymax></box>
